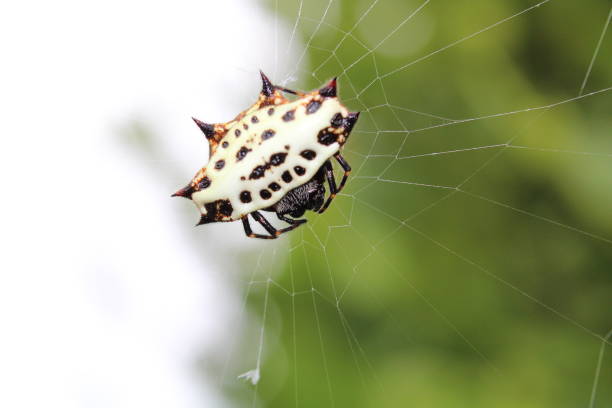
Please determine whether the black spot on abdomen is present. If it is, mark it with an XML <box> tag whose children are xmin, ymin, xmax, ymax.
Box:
<box><xmin>269</xmin><ymin>182</ymin><xmax>281</xmax><ymax>191</ymax></box>
<box><xmin>249</xmin><ymin>165</ymin><xmax>266</xmax><ymax>180</ymax></box>
<box><xmin>218</xmin><ymin>200</ymin><xmax>233</xmax><ymax>217</ymax></box>
<box><xmin>240</xmin><ymin>191</ymin><xmax>252</xmax><ymax>203</ymax></box>
<box><xmin>294</xmin><ymin>166</ymin><xmax>306</xmax><ymax>176</ymax></box>
<box><xmin>261</xmin><ymin>129</ymin><xmax>276</xmax><ymax>141</ymax></box>
<box><xmin>317</xmin><ymin>129</ymin><xmax>338</xmax><ymax>146</ymax></box>
<box><xmin>235</xmin><ymin>129</ymin><xmax>241</xmax><ymax>137</ymax></box>
<box><xmin>198</xmin><ymin>199</ymin><xmax>234</xmax><ymax>223</ymax></box>
<box><xmin>260</xmin><ymin>189</ymin><xmax>272</xmax><ymax>199</ymax></box>
<box><xmin>214</xmin><ymin>160</ymin><xmax>225</xmax><ymax>170</ymax></box>
<box><xmin>270</xmin><ymin>152</ymin><xmax>287</xmax><ymax>166</ymax></box>
<box><xmin>306</xmin><ymin>100</ymin><xmax>321</xmax><ymax>114</ymax></box>
<box><xmin>331</xmin><ymin>112</ymin><xmax>343</xmax><ymax>127</ymax></box>
<box><xmin>251</xmin><ymin>116</ymin><xmax>259</xmax><ymax>124</ymax></box>
<box><xmin>281</xmin><ymin>171</ymin><xmax>293</xmax><ymax>183</ymax></box>
<box><xmin>282</xmin><ymin>110</ymin><xmax>295</xmax><ymax>121</ymax></box>
<box><xmin>300</xmin><ymin>150</ymin><xmax>316</xmax><ymax>160</ymax></box>
<box><xmin>197</xmin><ymin>177</ymin><xmax>211</xmax><ymax>189</ymax></box>
<box><xmin>236</xmin><ymin>146</ymin><xmax>251</xmax><ymax>161</ymax></box>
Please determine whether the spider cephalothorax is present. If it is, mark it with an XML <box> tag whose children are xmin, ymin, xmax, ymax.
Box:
<box><xmin>172</xmin><ymin>71</ymin><xmax>359</xmax><ymax>239</ymax></box>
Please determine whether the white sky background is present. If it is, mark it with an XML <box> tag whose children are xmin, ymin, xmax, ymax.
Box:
<box><xmin>0</xmin><ymin>1</ymin><xmax>301</xmax><ymax>407</ymax></box>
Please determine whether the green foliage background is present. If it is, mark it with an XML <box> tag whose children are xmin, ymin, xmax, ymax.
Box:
<box><xmin>220</xmin><ymin>0</ymin><xmax>612</xmax><ymax>406</ymax></box>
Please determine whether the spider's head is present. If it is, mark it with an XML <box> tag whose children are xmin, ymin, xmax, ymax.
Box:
<box><xmin>287</xmin><ymin>177</ymin><xmax>326</xmax><ymax>218</ymax></box>
<box><xmin>304</xmin><ymin>181</ymin><xmax>326</xmax><ymax>213</ymax></box>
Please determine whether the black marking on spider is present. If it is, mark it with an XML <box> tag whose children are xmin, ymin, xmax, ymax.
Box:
<box><xmin>306</xmin><ymin>100</ymin><xmax>321</xmax><ymax>114</ymax></box>
<box><xmin>198</xmin><ymin>202</ymin><xmax>218</xmax><ymax>224</ymax></box>
<box><xmin>300</xmin><ymin>150</ymin><xmax>316</xmax><ymax>160</ymax></box>
<box><xmin>261</xmin><ymin>129</ymin><xmax>276</xmax><ymax>141</ymax></box>
<box><xmin>250</xmin><ymin>152</ymin><xmax>287</xmax><ymax>180</ymax></box>
<box><xmin>268</xmin><ymin>182</ymin><xmax>281</xmax><ymax>191</ymax></box>
<box><xmin>222</xmin><ymin>141</ymin><xmax>229</xmax><ymax>148</ymax></box>
<box><xmin>236</xmin><ymin>146</ymin><xmax>251</xmax><ymax>161</ymax></box>
<box><xmin>235</xmin><ymin>129</ymin><xmax>241</xmax><ymax>137</ymax></box>
<box><xmin>249</xmin><ymin>165</ymin><xmax>266</xmax><ymax>180</ymax></box>
<box><xmin>267</xmin><ymin>108</ymin><xmax>275</xmax><ymax>115</ymax></box>
<box><xmin>243</xmin><ymin>123</ymin><xmax>249</xmax><ymax>130</ymax></box>
<box><xmin>281</xmin><ymin>170</ymin><xmax>293</xmax><ymax>183</ymax></box>
<box><xmin>344</xmin><ymin>112</ymin><xmax>360</xmax><ymax>133</ymax></box>
<box><xmin>240</xmin><ymin>191</ymin><xmax>252</xmax><ymax>203</ymax></box>
<box><xmin>260</xmin><ymin>189</ymin><xmax>272</xmax><ymax>199</ymax></box>
<box><xmin>331</xmin><ymin>112</ymin><xmax>343</xmax><ymax>127</ymax></box>
<box><xmin>270</xmin><ymin>152</ymin><xmax>287</xmax><ymax>166</ymax></box>
<box><xmin>317</xmin><ymin>129</ymin><xmax>337</xmax><ymax>146</ymax></box>
<box><xmin>319</xmin><ymin>77</ymin><xmax>337</xmax><ymax>98</ymax></box>
<box><xmin>219</xmin><ymin>200</ymin><xmax>233</xmax><ymax>216</ymax></box>
<box><xmin>294</xmin><ymin>166</ymin><xmax>306</xmax><ymax>176</ymax></box>
<box><xmin>251</xmin><ymin>115</ymin><xmax>259</xmax><ymax>124</ymax></box>
<box><xmin>282</xmin><ymin>110</ymin><xmax>295</xmax><ymax>121</ymax></box>
<box><xmin>198</xmin><ymin>177</ymin><xmax>211</xmax><ymax>189</ymax></box>
<box><xmin>214</xmin><ymin>160</ymin><xmax>225</xmax><ymax>170</ymax></box>
<box><xmin>197</xmin><ymin>199</ymin><xmax>233</xmax><ymax>224</ymax></box>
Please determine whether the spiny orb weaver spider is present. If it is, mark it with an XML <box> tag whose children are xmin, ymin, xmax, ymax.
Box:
<box><xmin>172</xmin><ymin>71</ymin><xmax>360</xmax><ymax>239</ymax></box>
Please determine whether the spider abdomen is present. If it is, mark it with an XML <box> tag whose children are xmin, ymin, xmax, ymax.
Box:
<box><xmin>173</xmin><ymin>72</ymin><xmax>359</xmax><ymax>238</ymax></box>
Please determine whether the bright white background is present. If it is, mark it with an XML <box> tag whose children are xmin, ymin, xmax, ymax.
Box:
<box><xmin>0</xmin><ymin>1</ymin><xmax>300</xmax><ymax>407</ymax></box>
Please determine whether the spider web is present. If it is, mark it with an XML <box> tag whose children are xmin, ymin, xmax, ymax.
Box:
<box><xmin>212</xmin><ymin>1</ymin><xmax>612</xmax><ymax>406</ymax></box>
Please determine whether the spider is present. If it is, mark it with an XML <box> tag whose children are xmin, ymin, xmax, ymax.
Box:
<box><xmin>172</xmin><ymin>71</ymin><xmax>359</xmax><ymax>239</ymax></box>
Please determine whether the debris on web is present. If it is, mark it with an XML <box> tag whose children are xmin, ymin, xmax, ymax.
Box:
<box><xmin>238</xmin><ymin>368</ymin><xmax>260</xmax><ymax>385</ymax></box>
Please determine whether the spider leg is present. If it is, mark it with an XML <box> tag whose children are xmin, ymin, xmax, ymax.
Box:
<box><xmin>277</xmin><ymin>213</ymin><xmax>307</xmax><ymax>226</ymax></box>
<box><xmin>318</xmin><ymin>160</ymin><xmax>337</xmax><ymax>214</ymax></box>
<box><xmin>318</xmin><ymin>153</ymin><xmax>352</xmax><ymax>214</ymax></box>
<box><xmin>334</xmin><ymin>152</ymin><xmax>352</xmax><ymax>192</ymax></box>
<box><xmin>242</xmin><ymin>211</ymin><xmax>304</xmax><ymax>239</ymax></box>
<box><xmin>258</xmin><ymin>211</ymin><xmax>305</xmax><ymax>235</ymax></box>
<box><xmin>242</xmin><ymin>215</ymin><xmax>275</xmax><ymax>239</ymax></box>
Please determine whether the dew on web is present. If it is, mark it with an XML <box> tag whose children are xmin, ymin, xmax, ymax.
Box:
<box><xmin>205</xmin><ymin>0</ymin><xmax>612</xmax><ymax>406</ymax></box>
